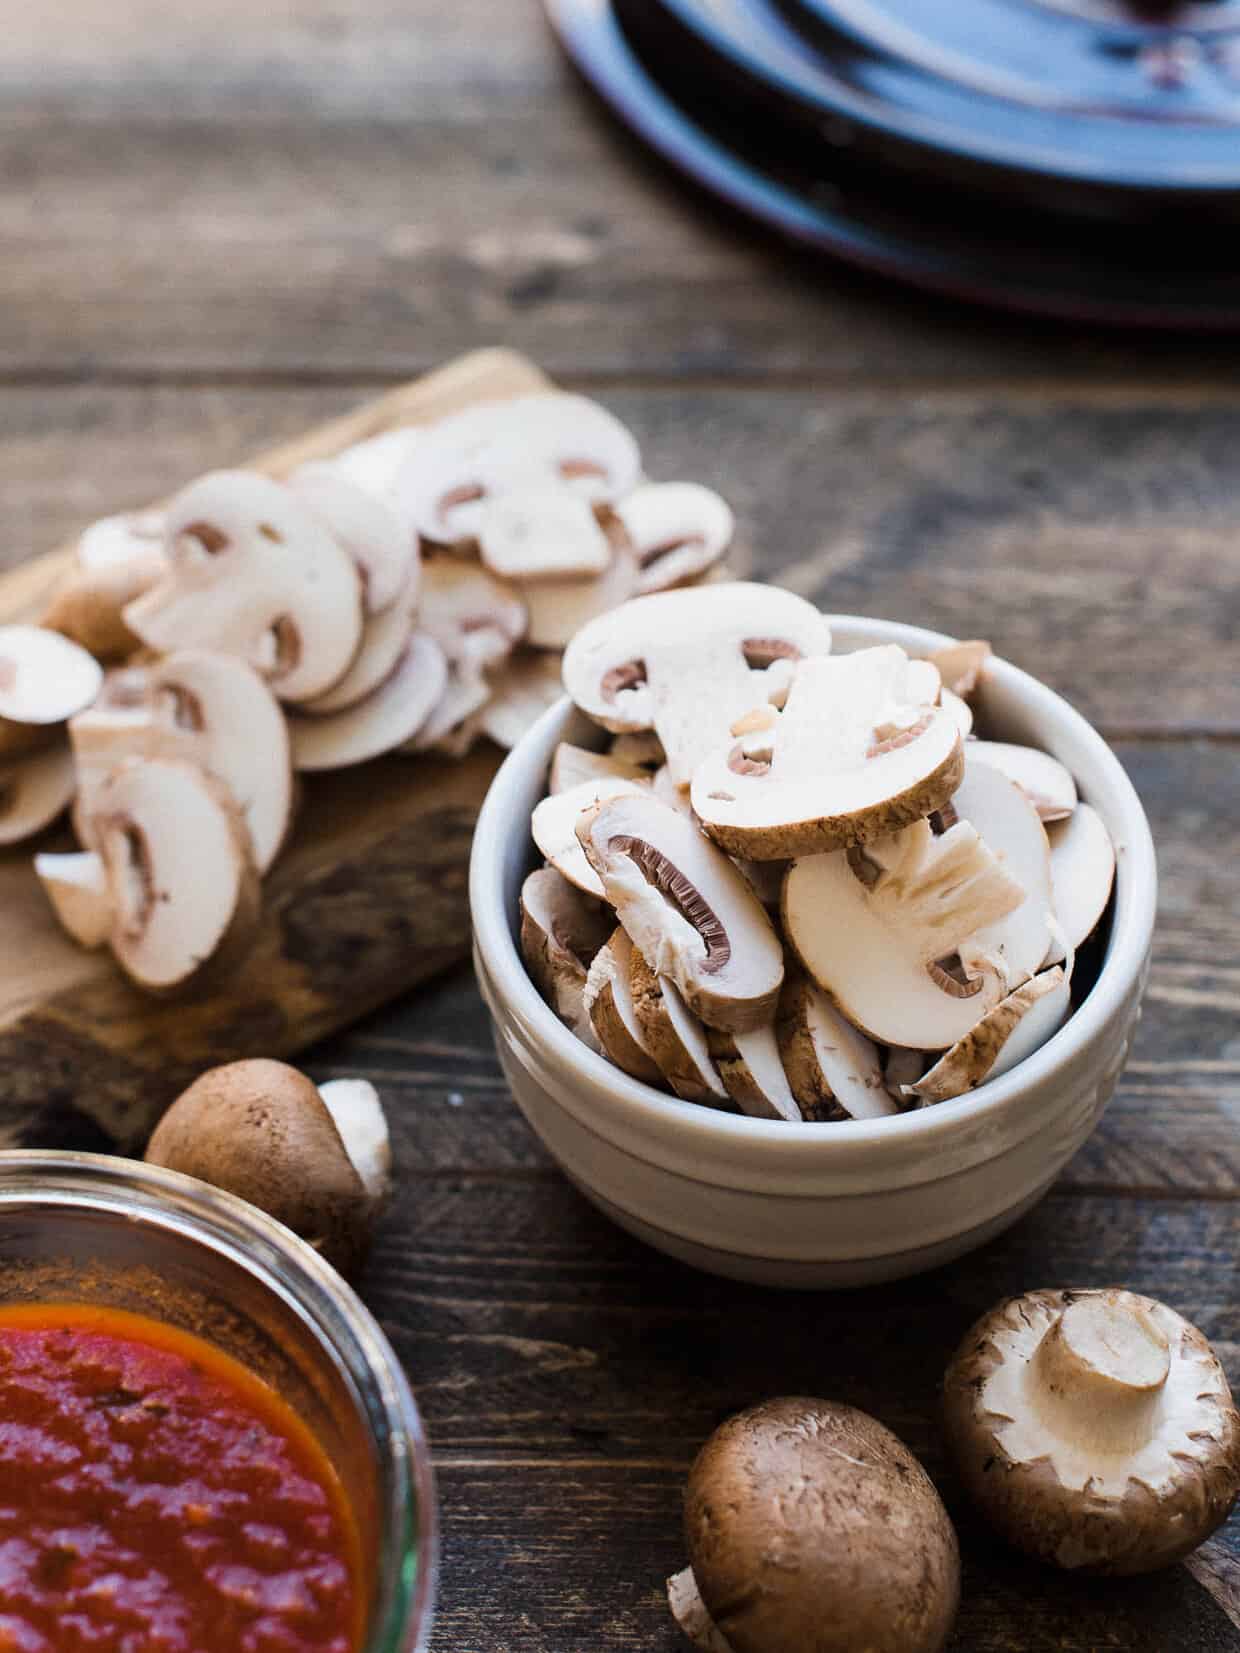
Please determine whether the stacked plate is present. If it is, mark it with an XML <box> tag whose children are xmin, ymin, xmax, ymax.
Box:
<box><xmin>546</xmin><ymin>0</ymin><xmax>1240</xmax><ymax>325</ymax></box>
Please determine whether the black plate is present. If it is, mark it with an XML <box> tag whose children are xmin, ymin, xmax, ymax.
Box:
<box><xmin>546</xmin><ymin>0</ymin><xmax>1240</xmax><ymax>327</ymax></box>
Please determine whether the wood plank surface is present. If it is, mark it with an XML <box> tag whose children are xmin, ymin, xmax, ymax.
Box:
<box><xmin>6</xmin><ymin>0</ymin><xmax>1240</xmax><ymax>1648</ymax></box>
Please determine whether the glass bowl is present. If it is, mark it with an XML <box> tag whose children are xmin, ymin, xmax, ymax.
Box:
<box><xmin>0</xmin><ymin>1150</ymin><xmax>437</xmax><ymax>1652</ymax></box>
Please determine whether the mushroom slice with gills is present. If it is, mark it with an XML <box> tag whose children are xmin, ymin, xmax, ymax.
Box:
<box><xmin>531</xmin><ymin>774</ymin><xmax>650</xmax><ymax>899</ymax></box>
<box><xmin>290</xmin><ymin>632</ymin><xmax>448</xmax><ymax>772</ymax></box>
<box><xmin>395</xmin><ymin>393</ymin><xmax>642</xmax><ymax>546</ymax></box>
<box><xmin>776</xmin><ymin>974</ymin><xmax>897</xmax><ymax>1121</ymax></box>
<box><xmin>290</xmin><ymin>465</ymin><xmax>417</xmax><ymax>615</ymax></box>
<box><xmin>942</xmin><ymin>1287</ymin><xmax>1240</xmax><ymax>1575</ymax></box>
<box><xmin>927</xmin><ymin>639</ymin><xmax>992</xmax><ymax>701</ymax></box>
<box><xmin>614</xmin><ymin>481</ymin><xmax>734</xmax><ymax>595</ymax></box>
<box><xmin>577</xmin><ymin>792</ymin><xmax>784</xmax><ymax>1033</ymax></box>
<box><xmin>706</xmin><ymin>1023</ymin><xmax>801</xmax><ymax>1123</ymax></box>
<box><xmin>70</xmin><ymin>651</ymin><xmax>293</xmax><ymax>875</ymax></box>
<box><xmin>0</xmin><ymin>626</ymin><xmax>103</xmax><ymax>758</ymax></box>
<box><xmin>970</xmin><ymin>740</ymin><xmax>1077</xmax><ymax>823</ymax></box>
<box><xmin>693</xmin><ymin>647</ymin><xmax>963</xmax><ymax>862</ymax></box>
<box><xmin>478</xmin><ymin>486</ymin><xmax>613</xmax><ymax>582</ymax></box>
<box><xmin>549</xmin><ymin>742</ymin><xmax>650</xmax><ymax>795</ymax></box>
<box><xmin>561</xmin><ymin>581</ymin><xmax>832</xmax><ymax>787</ymax></box>
<box><xmin>629</xmin><ymin>945</ymin><xmax>730</xmax><ymax>1105</ymax></box>
<box><xmin>517</xmin><ymin>519</ymin><xmax>639</xmax><ymax>651</ymax></box>
<box><xmin>418</xmin><ymin>556</ymin><xmax>526</xmax><ymax>675</ymax></box>
<box><xmin>479</xmin><ymin>651</ymin><xmax>565</xmax><ymax>750</ymax></box>
<box><xmin>520</xmin><ymin>866</ymin><xmax>612</xmax><ymax>1047</ymax></box>
<box><xmin>908</xmin><ymin>966</ymin><xmax>1070</xmax><ymax>1106</ymax></box>
<box><xmin>582</xmin><ymin>929</ymin><xmax>664</xmax><ymax>1084</ymax></box>
<box><xmin>0</xmin><ymin>744</ymin><xmax>75</xmax><ymax>847</ymax></box>
<box><xmin>123</xmin><ymin>470</ymin><xmax>364</xmax><ymax>704</ymax></box>
<box><xmin>949</xmin><ymin>753</ymin><xmax>1053</xmax><ymax>989</ymax></box>
<box><xmin>782</xmin><ymin>818</ymin><xmax>1028</xmax><ymax>1049</ymax></box>
<box><xmin>299</xmin><ymin>557</ymin><xmax>421</xmax><ymax>716</ymax></box>
<box><xmin>1045</xmin><ymin>802</ymin><xmax>1116</xmax><ymax>965</ymax></box>
<box><xmin>85</xmin><ymin>757</ymin><xmax>260</xmax><ymax>995</ymax></box>
<box><xmin>34</xmin><ymin>849</ymin><xmax>112</xmax><ymax>948</ymax></box>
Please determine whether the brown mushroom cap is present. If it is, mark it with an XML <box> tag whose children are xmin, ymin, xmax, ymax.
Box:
<box><xmin>942</xmin><ymin>1288</ymin><xmax>1240</xmax><ymax>1575</ymax></box>
<box><xmin>145</xmin><ymin>1059</ymin><xmax>384</xmax><ymax>1276</ymax></box>
<box><xmin>683</xmin><ymin>1397</ymin><xmax>960</xmax><ymax>1653</ymax></box>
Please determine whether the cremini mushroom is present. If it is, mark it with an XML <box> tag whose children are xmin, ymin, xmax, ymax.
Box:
<box><xmin>478</xmin><ymin>486</ymin><xmax>613</xmax><ymax>582</ymax></box>
<box><xmin>69</xmin><ymin>756</ymin><xmax>260</xmax><ymax>994</ymax></box>
<box><xmin>928</xmin><ymin>639</ymin><xmax>991</xmax><ymax>701</ymax></box>
<box><xmin>123</xmin><ymin>470</ymin><xmax>364</xmax><ymax>704</ymax></box>
<box><xmin>706</xmin><ymin>1022</ymin><xmax>801</xmax><ymax>1122</ymax></box>
<box><xmin>290</xmin><ymin>632</ymin><xmax>448</xmax><ymax>771</ymax></box>
<box><xmin>628</xmin><ymin>945</ymin><xmax>730</xmax><ymax>1104</ymax></box>
<box><xmin>970</xmin><ymin>740</ymin><xmax>1078</xmax><ymax>823</ymax></box>
<box><xmin>0</xmin><ymin>625</ymin><xmax>103</xmax><ymax>757</ymax></box>
<box><xmin>530</xmin><ymin>773</ymin><xmax>650</xmax><ymax>898</ymax></box>
<box><xmin>145</xmin><ymin>1059</ymin><xmax>390</xmax><ymax>1276</ymax></box>
<box><xmin>582</xmin><ymin>929</ymin><xmax>664</xmax><ymax>1084</ymax></box>
<box><xmin>0</xmin><ymin>745</ymin><xmax>76</xmax><ymax>847</ymax></box>
<box><xmin>519</xmin><ymin>866</ymin><xmax>613</xmax><ymax>1047</ymax></box>
<box><xmin>562</xmin><ymin>582</ymin><xmax>832</xmax><ymax>786</ymax></box>
<box><xmin>1045</xmin><ymin>803</ymin><xmax>1116</xmax><ymax>963</ymax></box>
<box><xmin>289</xmin><ymin>464</ymin><xmax>416</xmax><ymax>614</ymax></box>
<box><xmin>33</xmin><ymin>848</ymin><xmax>112</xmax><ymax>947</ymax></box>
<box><xmin>776</xmin><ymin>973</ymin><xmax>898</xmax><ymax>1121</ymax></box>
<box><xmin>782</xmin><ymin>817</ymin><xmax>1027</xmax><ymax>1049</ymax></box>
<box><xmin>43</xmin><ymin>512</ymin><xmax>167</xmax><ymax>660</ymax></box>
<box><xmin>906</xmin><ymin>966</ymin><xmax>1070</xmax><ymax>1105</ymax></box>
<box><xmin>548</xmin><ymin>741</ymin><xmax>650</xmax><ymax>795</ymax></box>
<box><xmin>70</xmin><ymin>649</ymin><xmax>293</xmax><ymax>874</ymax></box>
<box><xmin>614</xmin><ymin>481</ymin><xmax>733</xmax><ymax>594</ymax></box>
<box><xmin>577</xmin><ymin>791</ymin><xmax>784</xmax><ymax>1032</ymax></box>
<box><xmin>479</xmin><ymin>651</ymin><xmax>565</xmax><ymax>750</ymax></box>
<box><xmin>691</xmin><ymin>646</ymin><xmax>963</xmax><ymax>860</ymax></box>
<box><xmin>670</xmin><ymin>1397</ymin><xmax>960</xmax><ymax>1653</ymax></box>
<box><xmin>942</xmin><ymin>1288</ymin><xmax>1240</xmax><ymax>1574</ymax></box>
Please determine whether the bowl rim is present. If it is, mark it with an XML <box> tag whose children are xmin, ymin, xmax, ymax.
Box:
<box><xmin>0</xmin><ymin>1149</ymin><xmax>439</xmax><ymax>1653</ymax></box>
<box><xmin>470</xmin><ymin>611</ymin><xmax>1158</xmax><ymax>1158</ymax></box>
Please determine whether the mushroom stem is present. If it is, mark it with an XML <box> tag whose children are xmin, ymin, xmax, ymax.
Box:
<box><xmin>667</xmin><ymin>1568</ymin><xmax>735</xmax><ymax>1653</ymax></box>
<box><xmin>1031</xmin><ymin>1297</ymin><xmax>1171</xmax><ymax>1454</ymax></box>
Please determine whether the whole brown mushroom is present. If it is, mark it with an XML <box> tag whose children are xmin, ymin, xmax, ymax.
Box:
<box><xmin>669</xmin><ymin>1396</ymin><xmax>960</xmax><ymax>1653</ymax></box>
<box><xmin>942</xmin><ymin>1287</ymin><xmax>1240</xmax><ymax>1575</ymax></box>
<box><xmin>145</xmin><ymin>1059</ymin><xmax>390</xmax><ymax>1276</ymax></box>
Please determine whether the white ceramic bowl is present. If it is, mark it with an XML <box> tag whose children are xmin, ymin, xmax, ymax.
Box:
<box><xmin>470</xmin><ymin>616</ymin><xmax>1157</xmax><ymax>1288</ymax></box>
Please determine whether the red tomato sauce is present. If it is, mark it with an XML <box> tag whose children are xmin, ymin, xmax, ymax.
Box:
<box><xmin>0</xmin><ymin>1304</ymin><xmax>362</xmax><ymax>1653</ymax></box>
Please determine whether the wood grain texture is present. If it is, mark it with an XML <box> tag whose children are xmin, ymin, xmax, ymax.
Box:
<box><xmin>0</xmin><ymin>349</ymin><xmax>549</xmax><ymax>1147</ymax></box>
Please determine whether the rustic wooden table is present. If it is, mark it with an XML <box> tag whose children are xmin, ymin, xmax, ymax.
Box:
<box><xmin>5</xmin><ymin>2</ymin><xmax>1240</xmax><ymax>1646</ymax></box>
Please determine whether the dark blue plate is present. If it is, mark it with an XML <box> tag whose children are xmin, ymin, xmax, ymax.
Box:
<box><xmin>546</xmin><ymin>0</ymin><xmax>1240</xmax><ymax>327</ymax></box>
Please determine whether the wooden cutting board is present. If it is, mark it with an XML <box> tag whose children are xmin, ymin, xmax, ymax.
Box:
<box><xmin>0</xmin><ymin>348</ymin><xmax>551</xmax><ymax>1150</ymax></box>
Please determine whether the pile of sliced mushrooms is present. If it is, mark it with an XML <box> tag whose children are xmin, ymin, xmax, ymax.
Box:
<box><xmin>2</xmin><ymin>392</ymin><xmax>733</xmax><ymax>993</ymax></box>
<box><xmin>522</xmin><ymin>581</ymin><xmax>1118</xmax><ymax>1115</ymax></box>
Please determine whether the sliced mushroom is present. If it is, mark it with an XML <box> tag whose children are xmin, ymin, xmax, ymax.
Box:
<box><xmin>576</xmin><ymin>792</ymin><xmax>784</xmax><ymax>1033</ymax></box>
<box><xmin>970</xmin><ymin>740</ymin><xmax>1078</xmax><ymax>823</ymax></box>
<box><xmin>0</xmin><ymin>744</ymin><xmax>75</xmax><ymax>847</ymax></box>
<box><xmin>298</xmin><ymin>557</ymin><xmax>421</xmax><ymax>716</ymax></box>
<box><xmin>943</xmin><ymin>1288</ymin><xmax>1240</xmax><ymax>1574</ymax></box>
<box><xmin>479</xmin><ymin>486</ymin><xmax>613</xmax><ymax>582</ymax></box>
<box><xmin>0</xmin><ymin>626</ymin><xmax>103</xmax><ymax>758</ymax></box>
<box><xmin>692</xmin><ymin>647</ymin><xmax>962</xmax><ymax>861</ymax></box>
<box><xmin>396</xmin><ymin>393</ymin><xmax>641</xmax><ymax>546</ymax></box>
<box><xmin>33</xmin><ymin>849</ymin><xmax>112</xmax><ymax>948</ymax></box>
<box><xmin>927</xmin><ymin>639</ymin><xmax>991</xmax><ymax>701</ymax></box>
<box><xmin>70</xmin><ymin>650</ymin><xmax>293</xmax><ymax>874</ymax></box>
<box><xmin>706</xmin><ymin>1023</ymin><xmax>802</xmax><ymax>1123</ymax></box>
<box><xmin>782</xmin><ymin>818</ymin><xmax>1028</xmax><ymax>1049</ymax></box>
<box><xmin>776</xmin><ymin>974</ymin><xmax>898</xmax><ymax>1121</ymax></box>
<box><xmin>530</xmin><ymin>774</ymin><xmax>650</xmax><ymax>898</ymax></box>
<box><xmin>1045</xmin><ymin>803</ymin><xmax>1116</xmax><ymax>963</ymax></box>
<box><xmin>290</xmin><ymin>465</ymin><xmax>417</xmax><ymax>615</ymax></box>
<box><xmin>519</xmin><ymin>866</ymin><xmax>612</xmax><ymax>1048</ymax></box>
<box><xmin>629</xmin><ymin>944</ymin><xmax>730</xmax><ymax>1104</ymax></box>
<box><xmin>549</xmin><ymin>742</ymin><xmax>650</xmax><ymax>795</ymax></box>
<box><xmin>517</xmin><ymin>523</ymin><xmax>639</xmax><ymax>651</ymax></box>
<box><xmin>43</xmin><ymin>512</ymin><xmax>168</xmax><ymax>660</ymax></box>
<box><xmin>651</xmin><ymin>763</ymin><xmax>697</xmax><ymax>821</ymax></box>
<box><xmin>884</xmin><ymin>1045</ymin><xmax>928</xmax><ymax>1100</ymax></box>
<box><xmin>404</xmin><ymin>659</ymin><xmax>492</xmax><ymax>758</ymax></box>
<box><xmin>908</xmin><ymin>966</ymin><xmax>1070</xmax><ymax>1105</ymax></box>
<box><xmin>561</xmin><ymin>582</ymin><xmax>832</xmax><ymax>786</ymax></box>
<box><xmin>81</xmin><ymin>756</ymin><xmax>260</xmax><ymax>994</ymax></box>
<box><xmin>950</xmin><ymin>753</ymin><xmax>1054</xmax><ymax>988</ymax></box>
<box><xmin>939</xmin><ymin>687</ymin><xmax>973</xmax><ymax>739</ymax></box>
<box><xmin>582</xmin><ymin>928</ymin><xmax>664</xmax><ymax>1085</ymax></box>
<box><xmin>418</xmin><ymin>556</ymin><xmax>526</xmax><ymax>673</ymax></box>
<box><xmin>124</xmin><ymin>471</ymin><xmax>364</xmax><ymax>704</ymax></box>
<box><xmin>614</xmin><ymin>481</ymin><xmax>733</xmax><ymax>595</ymax></box>
<box><xmin>479</xmin><ymin>651</ymin><xmax>565</xmax><ymax>750</ymax></box>
<box><xmin>732</xmin><ymin>855</ymin><xmax>785</xmax><ymax>910</ymax></box>
<box><xmin>145</xmin><ymin>1059</ymin><xmax>389</xmax><ymax>1276</ymax></box>
<box><xmin>319</xmin><ymin>427</ymin><xmax>422</xmax><ymax>500</ymax></box>
<box><xmin>290</xmin><ymin>631</ymin><xmax>448</xmax><ymax>771</ymax></box>
<box><xmin>77</xmin><ymin>509</ymin><xmax>168</xmax><ymax>573</ymax></box>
